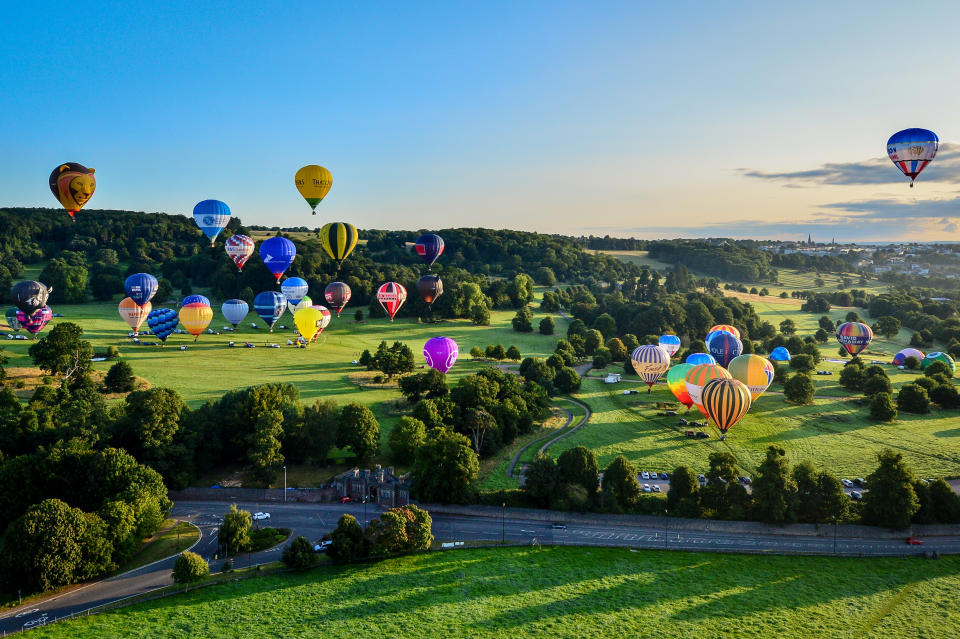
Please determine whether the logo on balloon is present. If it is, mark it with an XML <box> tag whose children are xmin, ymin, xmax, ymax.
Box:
<box><xmin>203</xmin><ymin>215</ymin><xmax>215</xmax><ymax>225</ymax></box>
<box><xmin>909</xmin><ymin>145</ymin><xmax>924</xmax><ymax>157</ymax></box>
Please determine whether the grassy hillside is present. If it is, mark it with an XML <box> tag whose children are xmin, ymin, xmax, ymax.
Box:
<box><xmin>29</xmin><ymin>546</ymin><xmax>960</xmax><ymax>638</ymax></box>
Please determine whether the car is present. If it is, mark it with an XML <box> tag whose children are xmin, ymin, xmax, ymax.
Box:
<box><xmin>314</xmin><ymin>540</ymin><xmax>333</xmax><ymax>552</ymax></box>
<box><xmin>250</xmin><ymin>323</ymin><xmax>259</xmax><ymax>329</ymax></box>
<box><xmin>696</xmin><ymin>431</ymin><xmax>710</xmax><ymax>439</ymax></box>
<box><xmin>277</xmin><ymin>325</ymin><xmax>288</xmax><ymax>330</ymax></box>
<box><xmin>854</xmin><ymin>478</ymin><xmax>865</xmax><ymax>487</ymax></box>
<box><xmin>905</xmin><ymin>537</ymin><xmax>924</xmax><ymax>545</ymax></box>
<box><xmin>685</xmin><ymin>430</ymin><xmax>695</xmax><ymax>438</ymax></box>
<box><xmin>652</xmin><ymin>485</ymin><xmax>661</xmax><ymax>493</ymax></box>
<box><xmin>841</xmin><ymin>478</ymin><xmax>853</xmax><ymax>487</ymax></box>
<box><xmin>665</xmin><ymin>410</ymin><xmax>678</xmax><ymax>416</ymax></box>
<box><xmin>642</xmin><ymin>484</ymin><xmax>651</xmax><ymax>493</ymax></box>
<box><xmin>270</xmin><ymin>343</ymin><xmax>280</xmax><ymax>348</ymax></box>
<box><xmin>641</xmin><ymin>471</ymin><xmax>649</xmax><ymax>480</ymax></box>
<box><xmin>339</xmin><ymin>496</ymin><xmax>354</xmax><ymax>503</ymax></box>
<box><xmin>52</xmin><ymin>313</ymin><xmax>64</xmax><ymax>318</ymax></box>
<box><xmin>697</xmin><ymin>474</ymin><xmax>706</xmax><ymax>485</ymax></box>
<box><xmin>245</xmin><ymin>342</ymin><xmax>255</xmax><ymax>348</ymax></box>
<box><xmin>647</xmin><ymin>471</ymin><xmax>658</xmax><ymax>480</ymax></box>
<box><xmin>677</xmin><ymin>418</ymin><xmax>688</xmax><ymax>425</ymax></box>
<box><xmin>228</xmin><ymin>341</ymin><xmax>235</xmax><ymax>347</ymax></box>
<box><xmin>223</xmin><ymin>326</ymin><xmax>234</xmax><ymax>331</ymax></box>
<box><xmin>179</xmin><ymin>345</ymin><xmax>188</xmax><ymax>351</ymax></box>
<box><xmin>850</xmin><ymin>491</ymin><xmax>863</xmax><ymax>501</ymax></box>
<box><xmin>659</xmin><ymin>472</ymin><xmax>670</xmax><ymax>480</ymax></box>
<box><xmin>550</xmin><ymin>522</ymin><xmax>567</xmax><ymax>529</ymax></box>
<box><xmin>739</xmin><ymin>476</ymin><xmax>752</xmax><ymax>484</ymax></box>
<box><xmin>252</xmin><ymin>512</ymin><xmax>270</xmax><ymax>521</ymax></box>
<box><xmin>14</xmin><ymin>334</ymin><xmax>27</xmax><ymax>340</ymax></box>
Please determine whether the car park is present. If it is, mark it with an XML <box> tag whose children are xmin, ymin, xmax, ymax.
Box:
<box><xmin>252</xmin><ymin>512</ymin><xmax>270</xmax><ymax>520</ymax></box>
<box><xmin>550</xmin><ymin>522</ymin><xmax>567</xmax><ymax>529</ymax></box>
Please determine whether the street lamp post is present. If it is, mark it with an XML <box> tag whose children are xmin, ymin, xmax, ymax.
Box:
<box><xmin>363</xmin><ymin>496</ymin><xmax>368</xmax><ymax>528</ymax></box>
<box><xmin>283</xmin><ymin>466</ymin><xmax>287</xmax><ymax>503</ymax></box>
<box><xmin>501</xmin><ymin>502</ymin><xmax>505</xmax><ymax>545</ymax></box>
<box><xmin>664</xmin><ymin>510</ymin><xmax>668</xmax><ymax>550</ymax></box>
<box><xmin>833</xmin><ymin>517</ymin><xmax>838</xmax><ymax>555</ymax></box>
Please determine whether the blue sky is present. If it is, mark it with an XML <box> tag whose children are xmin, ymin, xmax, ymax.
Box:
<box><xmin>3</xmin><ymin>1</ymin><xmax>960</xmax><ymax>241</ymax></box>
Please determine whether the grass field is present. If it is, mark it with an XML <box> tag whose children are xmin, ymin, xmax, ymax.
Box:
<box><xmin>30</xmin><ymin>546</ymin><xmax>960</xmax><ymax>638</ymax></box>
<box><xmin>116</xmin><ymin>521</ymin><xmax>200</xmax><ymax>574</ymax></box>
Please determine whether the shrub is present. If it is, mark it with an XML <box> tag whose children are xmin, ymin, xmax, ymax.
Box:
<box><xmin>506</xmin><ymin>345</ymin><xmax>522</xmax><ymax>360</ymax></box>
<box><xmin>930</xmin><ymin>383</ymin><xmax>960</xmax><ymax>409</ymax></box>
<box><xmin>789</xmin><ymin>353</ymin><xmax>814</xmax><ymax>372</ymax></box>
<box><xmin>897</xmin><ymin>384</ymin><xmax>931</xmax><ymax>414</ymax></box>
<box><xmin>869</xmin><ymin>392</ymin><xmax>897</xmax><ymax>422</ymax></box>
<box><xmin>862</xmin><ymin>374</ymin><xmax>892</xmax><ymax>397</ymax></box>
<box><xmin>784</xmin><ymin>373</ymin><xmax>815</xmax><ymax>404</ymax></box>
<box><xmin>173</xmin><ymin>551</ymin><xmax>209</xmax><ymax>584</ymax></box>
<box><xmin>104</xmin><ymin>360</ymin><xmax>136</xmax><ymax>393</ymax></box>
<box><xmin>539</xmin><ymin>316</ymin><xmax>555</xmax><ymax>335</ymax></box>
<box><xmin>923</xmin><ymin>360</ymin><xmax>952</xmax><ymax>379</ymax></box>
<box><xmin>282</xmin><ymin>536</ymin><xmax>317</xmax><ymax>570</ymax></box>
<box><xmin>903</xmin><ymin>356</ymin><xmax>920</xmax><ymax>370</ymax></box>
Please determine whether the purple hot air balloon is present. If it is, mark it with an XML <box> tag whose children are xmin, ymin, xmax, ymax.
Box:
<box><xmin>17</xmin><ymin>306</ymin><xmax>53</xmax><ymax>337</ymax></box>
<box><xmin>424</xmin><ymin>336</ymin><xmax>459</xmax><ymax>374</ymax></box>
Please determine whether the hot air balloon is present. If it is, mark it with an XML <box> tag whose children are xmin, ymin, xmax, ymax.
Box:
<box><xmin>310</xmin><ymin>305</ymin><xmax>332</xmax><ymax>341</ymax></box>
<box><xmin>893</xmin><ymin>348</ymin><xmax>925</xmax><ymax>366</ymax></box>
<box><xmin>684</xmin><ymin>363</ymin><xmax>732</xmax><ymax>418</ymax></box>
<box><xmin>119</xmin><ymin>297</ymin><xmax>151</xmax><ymax>334</ymax></box>
<box><xmin>281</xmin><ymin>277</ymin><xmax>309</xmax><ymax>306</ymax></box>
<box><xmin>181</xmin><ymin>295</ymin><xmax>211</xmax><ymax>307</ymax></box>
<box><xmin>887</xmin><ymin>128</ymin><xmax>938</xmax><ymax>187</ymax></box>
<box><xmin>253</xmin><ymin>291</ymin><xmax>286</xmax><ymax>331</ymax></box>
<box><xmin>424</xmin><ymin>336</ymin><xmax>459</xmax><ymax>373</ymax></box>
<box><xmin>225</xmin><ymin>234</ymin><xmax>255</xmax><ymax>271</ymax></box>
<box><xmin>376</xmin><ymin>282</ymin><xmax>407</xmax><ymax>321</ymax></box>
<box><xmin>17</xmin><ymin>307</ymin><xmax>52</xmax><ymax>337</ymax></box>
<box><xmin>708</xmin><ymin>325</ymin><xmax>741</xmax><ymax>340</ymax></box>
<box><xmin>666</xmin><ymin>364</ymin><xmax>695</xmax><ymax>408</ymax></box>
<box><xmin>414</xmin><ymin>234</ymin><xmax>444</xmax><ymax>269</ymax></box>
<box><xmin>769</xmin><ymin>346</ymin><xmax>791</xmax><ymax>362</ymax></box>
<box><xmin>727</xmin><ymin>354</ymin><xmax>774</xmax><ymax>401</ymax></box>
<box><xmin>658</xmin><ymin>335</ymin><xmax>681</xmax><ymax>357</ymax></box>
<box><xmin>49</xmin><ymin>163</ymin><xmax>95</xmax><ymax>218</ymax></box>
<box><xmin>685</xmin><ymin>352</ymin><xmax>717</xmax><ymax>366</ymax></box>
<box><xmin>319</xmin><ymin>222</ymin><xmax>358</xmax><ymax>269</ymax></box>
<box><xmin>295</xmin><ymin>165</ymin><xmax>333</xmax><ymax>214</ymax></box>
<box><xmin>124</xmin><ymin>273</ymin><xmax>158</xmax><ymax>307</ymax></box>
<box><xmin>705</xmin><ymin>330</ymin><xmax>733</xmax><ymax>348</ymax></box>
<box><xmin>701</xmin><ymin>378</ymin><xmax>752</xmax><ymax>439</ymax></box>
<box><xmin>708</xmin><ymin>332</ymin><xmax>743</xmax><ymax>368</ymax></box>
<box><xmin>179</xmin><ymin>303</ymin><xmax>213</xmax><ymax>341</ymax></box>
<box><xmin>5</xmin><ymin>308</ymin><xmax>22</xmax><ymax>333</ymax></box>
<box><xmin>11</xmin><ymin>281</ymin><xmax>51</xmax><ymax>317</ymax></box>
<box><xmin>922</xmin><ymin>352</ymin><xmax>955</xmax><ymax>375</ymax></box>
<box><xmin>294</xmin><ymin>307</ymin><xmax>325</xmax><ymax>342</ymax></box>
<box><xmin>630</xmin><ymin>345</ymin><xmax>671</xmax><ymax>392</ymax></box>
<box><xmin>417</xmin><ymin>275</ymin><xmax>443</xmax><ymax>308</ymax></box>
<box><xmin>221</xmin><ymin>299</ymin><xmax>249</xmax><ymax>328</ymax></box>
<box><xmin>288</xmin><ymin>295</ymin><xmax>313</xmax><ymax>315</ymax></box>
<box><xmin>146</xmin><ymin>308</ymin><xmax>179</xmax><ymax>343</ymax></box>
<box><xmin>324</xmin><ymin>282</ymin><xmax>352</xmax><ymax>317</ymax></box>
<box><xmin>260</xmin><ymin>237</ymin><xmax>296</xmax><ymax>284</ymax></box>
<box><xmin>193</xmin><ymin>200</ymin><xmax>231</xmax><ymax>246</ymax></box>
<box><xmin>836</xmin><ymin>322</ymin><xmax>873</xmax><ymax>356</ymax></box>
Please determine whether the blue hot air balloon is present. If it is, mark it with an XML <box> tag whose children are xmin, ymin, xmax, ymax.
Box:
<box><xmin>686</xmin><ymin>352</ymin><xmax>717</xmax><ymax>366</ymax></box>
<box><xmin>769</xmin><ymin>346</ymin><xmax>791</xmax><ymax>362</ymax></box>
<box><xmin>708</xmin><ymin>332</ymin><xmax>743</xmax><ymax>368</ymax></box>
<box><xmin>146</xmin><ymin>308</ymin><xmax>179</xmax><ymax>343</ymax></box>
<box><xmin>658</xmin><ymin>334</ymin><xmax>681</xmax><ymax>357</ymax></box>
<box><xmin>181</xmin><ymin>294</ymin><xmax>211</xmax><ymax>307</ymax></box>
<box><xmin>887</xmin><ymin>128</ymin><xmax>939</xmax><ymax>187</ymax></box>
<box><xmin>260</xmin><ymin>237</ymin><xmax>297</xmax><ymax>284</ymax></box>
<box><xmin>193</xmin><ymin>199</ymin><xmax>231</xmax><ymax>246</ymax></box>
<box><xmin>705</xmin><ymin>329</ymin><xmax>734</xmax><ymax>348</ymax></box>
<box><xmin>254</xmin><ymin>291</ymin><xmax>286</xmax><ymax>331</ymax></box>
<box><xmin>414</xmin><ymin>234</ymin><xmax>444</xmax><ymax>269</ymax></box>
<box><xmin>221</xmin><ymin>299</ymin><xmax>249</xmax><ymax>327</ymax></box>
<box><xmin>124</xmin><ymin>273</ymin><xmax>158</xmax><ymax>307</ymax></box>
<box><xmin>281</xmin><ymin>277</ymin><xmax>309</xmax><ymax>306</ymax></box>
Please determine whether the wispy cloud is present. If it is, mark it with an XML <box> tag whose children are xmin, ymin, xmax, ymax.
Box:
<box><xmin>740</xmin><ymin>143</ymin><xmax>960</xmax><ymax>186</ymax></box>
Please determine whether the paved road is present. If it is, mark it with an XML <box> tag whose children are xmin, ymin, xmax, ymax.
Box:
<box><xmin>5</xmin><ymin>499</ymin><xmax>960</xmax><ymax>634</ymax></box>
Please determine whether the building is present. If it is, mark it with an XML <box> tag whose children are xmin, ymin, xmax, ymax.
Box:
<box><xmin>332</xmin><ymin>465</ymin><xmax>410</xmax><ymax>507</ymax></box>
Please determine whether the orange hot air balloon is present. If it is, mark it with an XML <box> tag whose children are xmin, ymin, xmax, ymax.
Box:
<box><xmin>49</xmin><ymin>162</ymin><xmax>96</xmax><ymax>218</ymax></box>
<box><xmin>118</xmin><ymin>297</ymin><xmax>151</xmax><ymax>334</ymax></box>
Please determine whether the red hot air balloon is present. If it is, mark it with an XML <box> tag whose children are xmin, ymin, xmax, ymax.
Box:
<box><xmin>376</xmin><ymin>282</ymin><xmax>407</xmax><ymax>321</ymax></box>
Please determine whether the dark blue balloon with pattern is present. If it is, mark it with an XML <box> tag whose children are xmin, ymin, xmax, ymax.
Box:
<box><xmin>124</xmin><ymin>273</ymin><xmax>158</xmax><ymax>306</ymax></box>
<box><xmin>146</xmin><ymin>308</ymin><xmax>179</xmax><ymax>342</ymax></box>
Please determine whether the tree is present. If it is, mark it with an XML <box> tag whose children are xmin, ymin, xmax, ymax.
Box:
<box><xmin>398</xmin><ymin>369</ymin><xmax>448</xmax><ymax>402</ymax></box>
<box><xmin>818</xmin><ymin>316</ymin><xmax>835</xmax><ymax>332</ymax></box>
<box><xmin>389</xmin><ymin>417</ymin><xmax>427</xmax><ymax>462</ymax></box>
<box><xmin>534</xmin><ymin>266</ymin><xmax>557</xmax><ymax>286</ymax></box>
<box><xmin>875</xmin><ymin>316</ymin><xmax>901</xmax><ymax>338</ymax></box>
<box><xmin>372</xmin><ymin>341</ymin><xmax>416</xmax><ymax>378</ymax></box>
<box><xmin>39</xmin><ymin>258</ymin><xmax>88</xmax><ymax>304</ymax></box>
<box><xmin>470</xmin><ymin>346</ymin><xmax>483</xmax><ymax>359</ymax></box>
<box><xmin>539</xmin><ymin>316</ymin><xmax>555</xmax><ymax>335</ymax></box>
<box><xmin>896</xmin><ymin>384</ymin><xmax>930</xmax><ymax>414</ymax></box>
<box><xmin>553</xmin><ymin>367</ymin><xmax>582</xmax><ymax>393</ymax></box>
<box><xmin>930</xmin><ymin>383</ymin><xmax>960</xmax><ymax>409</ymax></box>
<box><xmin>903</xmin><ymin>355</ymin><xmax>920</xmax><ymax>370</ymax></box>
<box><xmin>507</xmin><ymin>273</ymin><xmax>536</xmax><ymax>307</ymax></box>
<box><xmin>863</xmin><ymin>374</ymin><xmax>892</xmax><ymax>397</ymax></box>
<box><xmin>114</xmin><ymin>387</ymin><xmax>186</xmax><ymax>464</ymax></box>
<box><xmin>584</xmin><ymin>329</ymin><xmax>604</xmax><ymax>355</ymax></box>
<box><xmin>103</xmin><ymin>360</ymin><xmax>136</xmax><ymax>393</ymax></box>
<box><xmin>3</xmin><ymin>499</ymin><xmax>87</xmax><ymax>592</ymax></box>
<box><xmin>173</xmin><ymin>551</ymin><xmax>209</xmax><ymax>583</ymax></box>
<box><xmin>337</xmin><ymin>403</ymin><xmax>380</xmax><ymax>462</ymax></box>
<box><xmin>470</xmin><ymin>304</ymin><xmax>491</xmax><ymax>326</ymax></box>
<box><xmin>28</xmin><ymin>322</ymin><xmax>93</xmax><ymax>377</ymax></box>
<box><xmin>512</xmin><ymin>306</ymin><xmax>533</xmax><ymax>332</ymax></box>
<box><xmin>666</xmin><ymin>466</ymin><xmax>701</xmax><ymax>517</ymax></box>
<box><xmin>247</xmin><ymin>409</ymin><xmax>284</xmax><ymax>483</ymax></box>
<box><xmin>219</xmin><ymin>505</ymin><xmax>252</xmax><ymax>556</ymax></box>
<box><xmin>779</xmin><ymin>319</ymin><xmax>797</xmax><ymax>335</ymax></box>
<box><xmin>592</xmin><ymin>348</ymin><xmax>611</xmax><ymax>370</ymax></box>
<box><xmin>294</xmin><ymin>399</ymin><xmax>339</xmax><ymax>465</ymax></box>
<box><xmin>701</xmin><ymin>452</ymin><xmax>738</xmax><ymax>515</ymax></box>
<box><xmin>282</xmin><ymin>536</ymin><xmax>317</xmax><ymax>570</ymax></box>
<box><xmin>869</xmin><ymin>392</ymin><xmax>897</xmax><ymax>422</ymax></box>
<box><xmin>524</xmin><ymin>453</ymin><xmax>559</xmax><ymax>508</ymax></box>
<box><xmin>601</xmin><ymin>456</ymin><xmax>640</xmax><ymax>513</ymax></box>
<box><xmin>506</xmin><ymin>345</ymin><xmax>522</xmax><ymax>361</ymax></box>
<box><xmin>789</xmin><ymin>353</ymin><xmax>814</xmax><ymax>372</ymax></box>
<box><xmin>491</xmin><ymin>344</ymin><xmax>507</xmax><ymax>360</ymax></box>
<box><xmin>328</xmin><ymin>514</ymin><xmax>367</xmax><ymax>562</ymax></box>
<box><xmin>862</xmin><ymin>449</ymin><xmax>919</xmax><ymax>529</ymax></box>
<box><xmin>464</xmin><ymin>409</ymin><xmax>496</xmax><ymax>453</ymax></box>
<box><xmin>751</xmin><ymin>446</ymin><xmax>796</xmax><ymax>524</ymax></box>
<box><xmin>845</xmin><ymin>311</ymin><xmax>860</xmax><ymax>322</ymax></box>
<box><xmin>923</xmin><ymin>360</ymin><xmax>952</xmax><ymax>379</ymax></box>
<box><xmin>928</xmin><ymin>479</ymin><xmax>960</xmax><ymax>523</ymax></box>
<box><xmin>606</xmin><ymin>338</ymin><xmax>627</xmax><ymax>362</ymax></box>
<box><xmin>557</xmin><ymin>446</ymin><xmax>599</xmax><ymax>496</ymax></box>
<box><xmin>411</xmin><ymin>428</ymin><xmax>479</xmax><ymax>504</ymax></box>
<box><xmin>839</xmin><ymin>362</ymin><xmax>864</xmax><ymax>391</ymax></box>
<box><xmin>354</xmin><ymin>309</ymin><xmax>364</xmax><ymax>322</ymax></box>
<box><xmin>593</xmin><ymin>313</ymin><xmax>617</xmax><ymax>339</ymax></box>
<box><xmin>784</xmin><ymin>373</ymin><xmax>815</xmax><ymax>404</ymax></box>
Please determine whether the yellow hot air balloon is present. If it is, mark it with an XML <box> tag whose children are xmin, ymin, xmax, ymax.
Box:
<box><xmin>118</xmin><ymin>297</ymin><xmax>151</xmax><ymax>334</ymax></box>
<box><xmin>294</xmin><ymin>307</ymin><xmax>324</xmax><ymax>343</ymax></box>
<box><xmin>320</xmin><ymin>222</ymin><xmax>358</xmax><ymax>269</ymax></box>
<box><xmin>295</xmin><ymin>165</ymin><xmax>333</xmax><ymax>214</ymax></box>
<box><xmin>179</xmin><ymin>303</ymin><xmax>213</xmax><ymax>341</ymax></box>
<box><xmin>727</xmin><ymin>354</ymin><xmax>775</xmax><ymax>401</ymax></box>
<box><xmin>701</xmin><ymin>378</ymin><xmax>752</xmax><ymax>439</ymax></box>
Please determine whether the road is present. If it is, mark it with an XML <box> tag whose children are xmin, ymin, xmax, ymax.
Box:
<box><xmin>5</xmin><ymin>499</ymin><xmax>960</xmax><ymax>634</ymax></box>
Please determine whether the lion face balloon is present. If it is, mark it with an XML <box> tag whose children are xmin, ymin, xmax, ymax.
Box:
<box><xmin>49</xmin><ymin>162</ymin><xmax>96</xmax><ymax>217</ymax></box>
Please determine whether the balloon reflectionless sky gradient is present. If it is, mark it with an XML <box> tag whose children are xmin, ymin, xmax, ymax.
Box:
<box><xmin>3</xmin><ymin>1</ymin><xmax>960</xmax><ymax>242</ymax></box>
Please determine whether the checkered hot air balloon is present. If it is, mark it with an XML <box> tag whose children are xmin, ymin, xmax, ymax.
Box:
<box><xmin>684</xmin><ymin>363</ymin><xmax>732</xmax><ymax>418</ymax></box>
<box><xmin>630</xmin><ymin>345</ymin><xmax>671</xmax><ymax>392</ymax></box>
<box><xmin>836</xmin><ymin>322</ymin><xmax>873</xmax><ymax>356</ymax></box>
<box><xmin>377</xmin><ymin>282</ymin><xmax>407</xmax><ymax>321</ymax></box>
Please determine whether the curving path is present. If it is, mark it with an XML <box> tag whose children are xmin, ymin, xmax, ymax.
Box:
<box><xmin>507</xmin><ymin>396</ymin><xmax>592</xmax><ymax>480</ymax></box>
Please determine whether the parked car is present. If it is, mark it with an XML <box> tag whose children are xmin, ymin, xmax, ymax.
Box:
<box><xmin>854</xmin><ymin>478</ymin><xmax>865</xmax><ymax>487</ymax></box>
<box><xmin>905</xmin><ymin>537</ymin><xmax>924</xmax><ymax>545</ymax></box>
<box><xmin>696</xmin><ymin>431</ymin><xmax>710</xmax><ymax>439</ymax></box>
<box><xmin>659</xmin><ymin>472</ymin><xmax>670</xmax><ymax>480</ymax></box>
<box><xmin>314</xmin><ymin>540</ymin><xmax>332</xmax><ymax>552</ymax></box>
<box><xmin>841</xmin><ymin>478</ymin><xmax>853</xmax><ymax>487</ymax></box>
<box><xmin>252</xmin><ymin>512</ymin><xmax>270</xmax><ymax>521</ymax></box>
<box><xmin>339</xmin><ymin>496</ymin><xmax>354</xmax><ymax>503</ymax></box>
<box><xmin>641</xmin><ymin>471</ymin><xmax>650</xmax><ymax>480</ymax></box>
<box><xmin>685</xmin><ymin>430</ymin><xmax>695</xmax><ymax>438</ymax></box>
<box><xmin>850</xmin><ymin>491</ymin><xmax>863</xmax><ymax>501</ymax></box>
<box><xmin>665</xmin><ymin>410</ymin><xmax>678</xmax><ymax>416</ymax></box>
<box><xmin>677</xmin><ymin>418</ymin><xmax>688</xmax><ymax>426</ymax></box>
<box><xmin>550</xmin><ymin>522</ymin><xmax>567</xmax><ymax>530</ymax></box>
<box><xmin>739</xmin><ymin>476</ymin><xmax>752</xmax><ymax>484</ymax></box>
<box><xmin>697</xmin><ymin>474</ymin><xmax>706</xmax><ymax>485</ymax></box>
<box><xmin>642</xmin><ymin>484</ymin><xmax>651</xmax><ymax>493</ymax></box>
<box><xmin>652</xmin><ymin>485</ymin><xmax>661</xmax><ymax>493</ymax></box>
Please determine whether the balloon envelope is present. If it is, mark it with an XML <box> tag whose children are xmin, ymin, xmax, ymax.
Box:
<box><xmin>727</xmin><ymin>354</ymin><xmax>774</xmax><ymax>401</ymax></box>
<box><xmin>181</xmin><ymin>295</ymin><xmax>210</xmax><ymax>307</ymax></box>
<box><xmin>685</xmin><ymin>352</ymin><xmax>716</xmax><ymax>366</ymax></box>
<box><xmin>887</xmin><ymin>128</ymin><xmax>938</xmax><ymax>185</ymax></box>
<box><xmin>310</xmin><ymin>305</ymin><xmax>332</xmax><ymax>340</ymax></box>
<box><xmin>288</xmin><ymin>295</ymin><xmax>313</xmax><ymax>315</ymax></box>
<box><xmin>146</xmin><ymin>308</ymin><xmax>179</xmax><ymax>342</ymax></box>
<box><xmin>708</xmin><ymin>332</ymin><xmax>743</xmax><ymax>368</ymax></box>
<box><xmin>119</xmin><ymin>297</ymin><xmax>151</xmax><ymax>333</ymax></box>
<box><xmin>415</xmin><ymin>234</ymin><xmax>445</xmax><ymax>268</ymax></box>
<box><xmin>377</xmin><ymin>282</ymin><xmax>407</xmax><ymax>320</ymax></box>
<box><xmin>294</xmin><ymin>307</ymin><xmax>326</xmax><ymax>342</ymax></box>
<box><xmin>253</xmin><ymin>291</ymin><xmax>286</xmax><ymax>330</ymax></box>
<box><xmin>319</xmin><ymin>222</ymin><xmax>358</xmax><ymax>268</ymax></box>
<box><xmin>658</xmin><ymin>334</ymin><xmax>681</xmax><ymax>357</ymax></box>
<box><xmin>630</xmin><ymin>345</ymin><xmax>671</xmax><ymax>387</ymax></box>
<box><xmin>17</xmin><ymin>307</ymin><xmax>52</xmax><ymax>336</ymax></box>
<box><xmin>702</xmin><ymin>378</ymin><xmax>752</xmax><ymax>435</ymax></box>
<box><xmin>684</xmin><ymin>363</ymin><xmax>732</xmax><ymax>417</ymax></box>
<box><xmin>417</xmin><ymin>275</ymin><xmax>443</xmax><ymax>306</ymax></box>
<box><xmin>225</xmin><ymin>234</ymin><xmax>255</xmax><ymax>271</ymax></box>
<box><xmin>922</xmin><ymin>352</ymin><xmax>955</xmax><ymax>375</ymax></box>
<box><xmin>324</xmin><ymin>282</ymin><xmax>352</xmax><ymax>317</ymax></box>
<box><xmin>49</xmin><ymin>162</ymin><xmax>96</xmax><ymax>217</ymax></box>
<box><xmin>11</xmin><ymin>281</ymin><xmax>51</xmax><ymax>316</ymax></box>
<box><xmin>221</xmin><ymin>299</ymin><xmax>249</xmax><ymax>327</ymax></box>
<box><xmin>295</xmin><ymin>165</ymin><xmax>333</xmax><ymax>212</ymax></box>
<box><xmin>260</xmin><ymin>237</ymin><xmax>297</xmax><ymax>283</ymax></box>
<box><xmin>281</xmin><ymin>277</ymin><xmax>309</xmax><ymax>306</ymax></box>
<box><xmin>836</xmin><ymin>322</ymin><xmax>873</xmax><ymax>356</ymax></box>
<box><xmin>193</xmin><ymin>200</ymin><xmax>231</xmax><ymax>246</ymax></box>
<box><xmin>769</xmin><ymin>346</ymin><xmax>791</xmax><ymax>362</ymax></box>
<box><xmin>179</xmin><ymin>303</ymin><xmax>213</xmax><ymax>340</ymax></box>
<box><xmin>666</xmin><ymin>363</ymin><xmax>695</xmax><ymax>408</ymax></box>
<box><xmin>708</xmin><ymin>325</ymin><xmax>741</xmax><ymax>340</ymax></box>
<box><xmin>424</xmin><ymin>336</ymin><xmax>459</xmax><ymax>373</ymax></box>
<box><xmin>893</xmin><ymin>348</ymin><xmax>925</xmax><ymax>366</ymax></box>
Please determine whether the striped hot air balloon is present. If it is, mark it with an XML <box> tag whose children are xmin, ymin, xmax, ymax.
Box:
<box><xmin>253</xmin><ymin>291</ymin><xmax>286</xmax><ymax>332</ymax></box>
<box><xmin>377</xmin><ymin>282</ymin><xmax>407</xmax><ymax>321</ymax></box>
<box><xmin>708</xmin><ymin>324</ymin><xmax>741</xmax><ymax>340</ymax></box>
<box><xmin>836</xmin><ymin>322</ymin><xmax>873</xmax><ymax>356</ymax></box>
<box><xmin>179</xmin><ymin>303</ymin><xmax>213</xmax><ymax>341</ymax></box>
<box><xmin>708</xmin><ymin>332</ymin><xmax>743</xmax><ymax>368</ymax></box>
<box><xmin>684</xmin><ymin>363</ymin><xmax>732</xmax><ymax>418</ymax></box>
<box><xmin>630</xmin><ymin>345</ymin><xmax>671</xmax><ymax>392</ymax></box>
<box><xmin>118</xmin><ymin>297</ymin><xmax>151</xmax><ymax>334</ymax></box>
<box><xmin>727</xmin><ymin>354</ymin><xmax>774</xmax><ymax>401</ymax></box>
<box><xmin>224</xmin><ymin>234</ymin><xmax>255</xmax><ymax>271</ymax></box>
<box><xmin>701</xmin><ymin>378</ymin><xmax>752</xmax><ymax>438</ymax></box>
<box><xmin>319</xmin><ymin>222</ymin><xmax>358</xmax><ymax>270</ymax></box>
<box><xmin>666</xmin><ymin>363</ymin><xmax>695</xmax><ymax>408</ymax></box>
<box><xmin>658</xmin><ymin>334</ymin><xmax>681</xmax><ymax>357</ymax></box>
<box><xmin>309</xmin><ymin>305</ymin><xmax>332</xmax><ymax>342</ymax></box>
<box><xmin>17</xmin><ymin>307</ymin><xmax>52</xmax><ymax>337</ymax></box>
